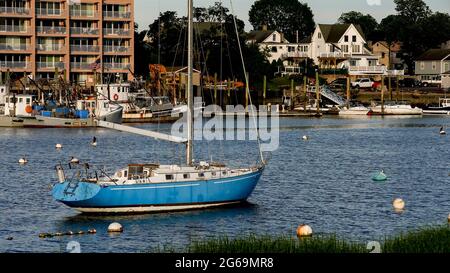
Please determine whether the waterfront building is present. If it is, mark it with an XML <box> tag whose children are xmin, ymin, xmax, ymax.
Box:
<box><xmin>0</xmin><ymin>0</ymin><xmax>134</xmax><ymax>86</ymax></box>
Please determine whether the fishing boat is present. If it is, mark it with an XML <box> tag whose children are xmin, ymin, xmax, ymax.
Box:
<box><xmin>52</xmin><ymin>0</ymin><xmax>265</xmax><ymax>214</ymax></box>
<box><xmin>0</xmin><ymin>93</ymin><xmax>122</xmax><ymax>128</ymax></box>
<box><xmin>423</xmin><ymin>98</ymin><xmax>450</xmax><ymax>115</ymax></box>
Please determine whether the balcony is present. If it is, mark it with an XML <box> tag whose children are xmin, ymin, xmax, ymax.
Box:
<box><xmin>103</xmin><ymin>28</ymin><xmax>130</xmax><ymax>36</ymax></box>
<box><xmin>319</xmin><ymin>52</ymin><xmax>347</xmax><ymax>58</ymax></box>
<box><xmin>0</xmin><ymin>7</ymin><xmax>30</xmax><ymax>16</ymax></box>
<box><xmin>70</xmin><ymin>45</ymin><xmax>100</xmax><ymax>52</ymax></box>
<box><xmin>278</xmin><ymin>65</ymin><xmax>303</xmax><ymax>76</ymax></box>
<box><xmin>70</xmin><ymin>9</ymin><xmax>97</xmax><ymax>18</ymax></box>
<box><xmin>0</xmin><ymin>61</ymin><xmax>29</xmax><ymax>69</ymax></box>
<box><xmin>348</xmin><ymin>66</ymin><xmax>387</xmax><ymax>75</ymax></box>
<box><xmin>71</xmin><ymin>62</ymin><xmax>95</xmax><ymax>70</ymax></box>
<box><xmin>37</xmin><ymin>44</ymin><xmax>65</xmax><ymax>52</ymax></box>
<box><xmin>36</xmin><ymin>8</ymin><xmax>63</xmax><ymax>17</ymax></box>
<box><xmin>282</xmin><ymin>52</ymin><xmax>309</xmax><ymax>59</ymax></box>
<box><xmin>0</xmin><ymin>25</ymin><xmax>29</xmax><ymax>34</ymax></box>
<box><xmin>37</xmin><ymin>26</ymin><xmax>67</xmax><ymax>35</ymax></box>
<box><xmin>0</xmin><ymin>43</ymin><xmax>30</xmax><ymax>51</ymax></box>
<box><xmin>103</xmin><ymin>63</ymin><xmax>131</xmax><ymax>70</ymax></box>
<box><xmin>103</xmin><ymin>11</ymin><xmax>131</xmax><ymax>19</ymax></box>
<box><xmin>37</xmin><ymin>62</ymin><xmax>65</xmax><ymax>69</ymax></box>
<box><xmin>103</xmin><ymin>45</ymin><xmax>130</xmax><ymax>53</ymax></box>
<box><xmin>70</xmin><ymin>27</ymin><xmax>99</xmax><ymax>35</ymax></box>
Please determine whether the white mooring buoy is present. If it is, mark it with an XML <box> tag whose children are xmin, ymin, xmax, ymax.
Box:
<box><xmin>393</xmin><ymin>198</ymin><xmax>405</xmax><ymax>210</ymax></box>
<box><xmin>302</xmin><ymin>135</ymin><xmax>309</xmax><ymax>141</ymax></box>
<box><xmin>70</xmin><ymin>157</ymin><xmax>79</xmax><ymax>164</ymax></box>
<box><xmin>108</xmin><ymin>222</ymin><xmax>123</xmax><ymax>233</ymax></box>
<box><xmin>296</xmin><ymin>224</ymin><xmax>313</xmax><ymax>237</ymax></box>
<box><xmin>18</xmin><ymin>157</ymin><xmax>28</xmax><ymax>164</ymax></box>
<box><xmin>55</xmin><ymin>143</ymin><xmax>63</xmax><ymax>149</ymax></box>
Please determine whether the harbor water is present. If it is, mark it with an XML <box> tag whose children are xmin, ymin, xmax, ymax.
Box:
<box><xmin>0</xmin><ymin>115</ymin><xmax>449</xmax><ymax>252</ymax></box>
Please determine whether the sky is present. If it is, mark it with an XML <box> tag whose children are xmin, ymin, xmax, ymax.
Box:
<box><xmin>134</xmin><ymin>0</ymin><xmax>450</xmax><ymax>31</ymax></box>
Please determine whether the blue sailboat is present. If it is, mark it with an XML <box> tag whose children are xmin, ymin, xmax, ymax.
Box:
<box><xmin>52</xmin><ymin>0</ymin><xmax>265</xmax><ymax>214</ymax></box>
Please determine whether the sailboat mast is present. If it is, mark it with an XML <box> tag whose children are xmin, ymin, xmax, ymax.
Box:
<box><xmin>186</xmin><ymin>0</ymin><xmax>194</xmax><ymax>166</ymax></box>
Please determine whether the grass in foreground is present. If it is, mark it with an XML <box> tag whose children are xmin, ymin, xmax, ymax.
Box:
<box><xmin>173</xmin><ymin>226</ymin><xmax>450</xmax><ymax>254</ymax></box>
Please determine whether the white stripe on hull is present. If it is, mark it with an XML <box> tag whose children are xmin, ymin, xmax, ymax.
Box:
<box><xmin>74</xmin><ymin>201</ymin><xmax>242</xmax><ymax>213</ymax></box>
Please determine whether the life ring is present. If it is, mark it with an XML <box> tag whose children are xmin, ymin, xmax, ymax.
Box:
<box><xmin>113</xmin><ymin>94</ymin><xmax>119</xmax><ymax>101</ymax></box>
<box><xmin>25</xmin><ymin>105</ymin><xmax>32</xmax><ymax>113</ymax></box>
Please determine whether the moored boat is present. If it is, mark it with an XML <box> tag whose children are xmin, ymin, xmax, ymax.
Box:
<box><xmin>51</xmin><ymin>0</ymin><xmax>266</xmax><ymax>214</ymax></box>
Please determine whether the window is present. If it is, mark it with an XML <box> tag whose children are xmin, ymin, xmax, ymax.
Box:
<box><xmin>183</xmin><ymin>174</ymin><xmax>190</xmax><ymax>179</ymax></box>
<box><xmin>445</xmin><ymin>63</ymin><xmax>449</xmax><ymax>72</ymax></box>
<box><xmin>344</xmin><ymin>35</ymin><xmax>348</xmax><ymax>42</ymax></box>
<box><xmin>198</xmin><ymin>173</ymin><xmax>205</xmax><ymax>178</ymax></box>
<box><xmin>26</xmin><ymin>98</ymin><xmax>30</xmax><ymax>104</ymax></box>
<box><xmin>212</xmin><ymin>172</ymin><xmax>216</xmax><ymax>176</ymax></box>
<box><xmin>271</xmin><ymin>46</ymin><xmax>277</xmax><ymax>53</ymax></box>
<box><xmin>124</xmin><ymin>171</ymin><xmax>127</xmax><ymax>177</ymax></box>
<box><xmin>19</xmin><ymin>98</ymin><xmax>23</xmax><ymax>103</ymax></box>
<box><xmin>352</xmin><ymin>44</ymin><xmax>360</xmax><ymax>53</ymax></box>
<box><xmin>318</xmin><ymin>32</ymin><xmax>322</xmax><ymax>39</ymax></box>
<box><xmin>342</xmin><ymin>45</ymin><xmax>349</xmax><ymax>53</ymax></box>
<box><xmin>420</xmin><ymin>62</ymin><xmax>425</xmax><ymax>70</ymax></box>
<box><xmin>352</xmin><ymin>35</ymin><xmax>356</xmax><ymax>42</ymax></box>
<box><xmin>165</xmin><ymin>174</ymin><xmax>173</xmax><ymax>180</ymax></box>
<box><xmin>222</xmin><ymin>171</ymin><xmax>227</xmax><ymax>175</ymax></box>
<box><xmin>272</xmin><ymin>34</ymin><xmax>276</xmax><ymax>42</ymax></box>
<box><xmin>350</xmin><ymin>60</ymin><xmax>357</xmax><ymax>66</ymax></box>
<box><xmin>432</xmin><ymin>62</ymin><xmax>436</xmax><ymax>70</ymax></box>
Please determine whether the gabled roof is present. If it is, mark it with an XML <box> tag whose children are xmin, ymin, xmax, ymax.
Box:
<box><xmin>318</xmin><ymin>24</ymin><xmax>365</xmax><ymax>43</ymax></box>
<box><xmin>416</xmin><ymin>49</ymin><xmax>450</xmax><ymax>61</ymax></box>
<box><xmin>299</xmin><ymin>35</ymin><xmax>312</xmax><ymax>44</ymax></box>
<box><xmin>246</xmin><ymin>30</ymin><xmax>275</xmax><ymax>43</ymax></box>
<box><xmin>373</xmin><ymin>41</ymin><xmax>402</xmax><ymax>52</ymax></box>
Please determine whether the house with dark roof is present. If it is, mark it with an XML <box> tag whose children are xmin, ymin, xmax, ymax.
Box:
<box><xmin>415</xmin><ymin>49</ymin><xmax>450</xmax><ymax>86</ymax></box>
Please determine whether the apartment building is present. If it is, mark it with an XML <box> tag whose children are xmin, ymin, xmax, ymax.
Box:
<box><xmin>0</xmin><ymin>0</ymin><xmax>134</xmax><ymax>85</ymax></box>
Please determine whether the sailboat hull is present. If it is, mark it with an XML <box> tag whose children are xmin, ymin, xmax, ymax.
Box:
<box><xmin>52</xmin><ymin>168</ymin><xmax>263</xmax><ymax>214</ymax></box>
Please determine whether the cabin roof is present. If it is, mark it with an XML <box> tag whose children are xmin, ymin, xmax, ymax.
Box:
<box><xmin>318</xmin><ymin>24</ymin><xmax>365</xmax><ymax>43</ymax></box>
<box><xmin>416</xmin><ymin>49</ymin><xmax>450</xmax><ymax>61</ymax></box>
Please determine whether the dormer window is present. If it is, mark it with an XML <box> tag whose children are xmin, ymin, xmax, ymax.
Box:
<box><xmin>352</xmin><ymin>35</ymin><xmax>356</xmax><ymax>42</ymax></box>
<box><xmin>272</xmin><ymin>34</ymin><xmax>276</xmax><ymax>42</ymax></box>
<box><xmin>344</xmin><ymin>35</ymin><xmax>348</xmax><ymax>42</ymax></box>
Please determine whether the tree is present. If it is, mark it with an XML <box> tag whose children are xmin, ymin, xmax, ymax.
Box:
<box><xmin>394</xmin><ymin>0</ymin><xmax>431</xmax><ymax>23</ymax></box>
<box><xmin>249</xmin><ymin>0</ymin><xmax>315</xmax><ymax>42</ymax></box>
<box><xmin>134</xmin><ymin>23</ymin><xmax>153</xmax><ymax>78</ymax></box>
<box><xmin>338</xmin><ymin>11</ymin><xmax>378</xmax><ymax>41</ymax></box>
<box><xmin>420</xmin><ymin>12</ymin><xmax>450</xmax><ymax>50</ymax></box>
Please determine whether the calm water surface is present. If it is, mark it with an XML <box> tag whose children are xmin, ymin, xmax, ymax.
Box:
<box><xmin>0</xmin><ymin>115</ymin><xmax>449</xmax><ymax>252</ymax></box>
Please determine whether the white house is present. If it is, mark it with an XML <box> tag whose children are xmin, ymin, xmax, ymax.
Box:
<box><xmin>248</xmin><ymin>24</ymin><xmax>392</xmax><ymax>76</ymax></box>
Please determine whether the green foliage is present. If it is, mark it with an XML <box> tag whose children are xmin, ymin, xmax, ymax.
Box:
<box><xmin>383</xmin><ymin>226</ymin><xmax>450</xmax><ymax>253</ymax></box>
<box><xmin>394</xmin><ymin>0</ymin><xmax>431</xmax><ymax>23</ymax></box>
<box><xmin>187</xmin><ymin>234</ymin><xmax>366</xmax><ymax>254</ymax></box>
<box><xmin>338</xmin><ymin>11</ymin><xmax>378</xmax><ymax>41</ymax></box>
<box><xmin>249</xmin><ymin>0</ymin><xmax>315</xmax><ymax>42</ymax></box>
<box><xmin>155</xmin><ymin>226</ymin><xmax>450</xmax><ymax>253</ymax></box>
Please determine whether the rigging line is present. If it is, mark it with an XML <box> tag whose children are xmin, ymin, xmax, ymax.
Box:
<box><xmin>228</xmin><ymin>0</ymin><xmax>264</xmax><ymax>165</ymax></box>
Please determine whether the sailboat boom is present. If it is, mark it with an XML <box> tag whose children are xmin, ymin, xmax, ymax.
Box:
<box><xmin>96</xmin><ymin>121</ymin><xmax>187</xmax><ymax>144</ymax></box>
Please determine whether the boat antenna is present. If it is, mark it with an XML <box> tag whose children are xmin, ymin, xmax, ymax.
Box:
<box><xmin>186</xmin><ymin>0</ymin><xmax>194</xmax><ymax>166</ymax></box>
<box><xmin>228</xmin><ymin>0</ymin><xmax>265</xmax><ymax>165</ymax></box>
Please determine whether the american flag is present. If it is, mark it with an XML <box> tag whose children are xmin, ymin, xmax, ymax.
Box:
<box><xmin>89</xmin><ymin>58</ymin><xmax>101</xmax><ymax>70</ymax></box>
